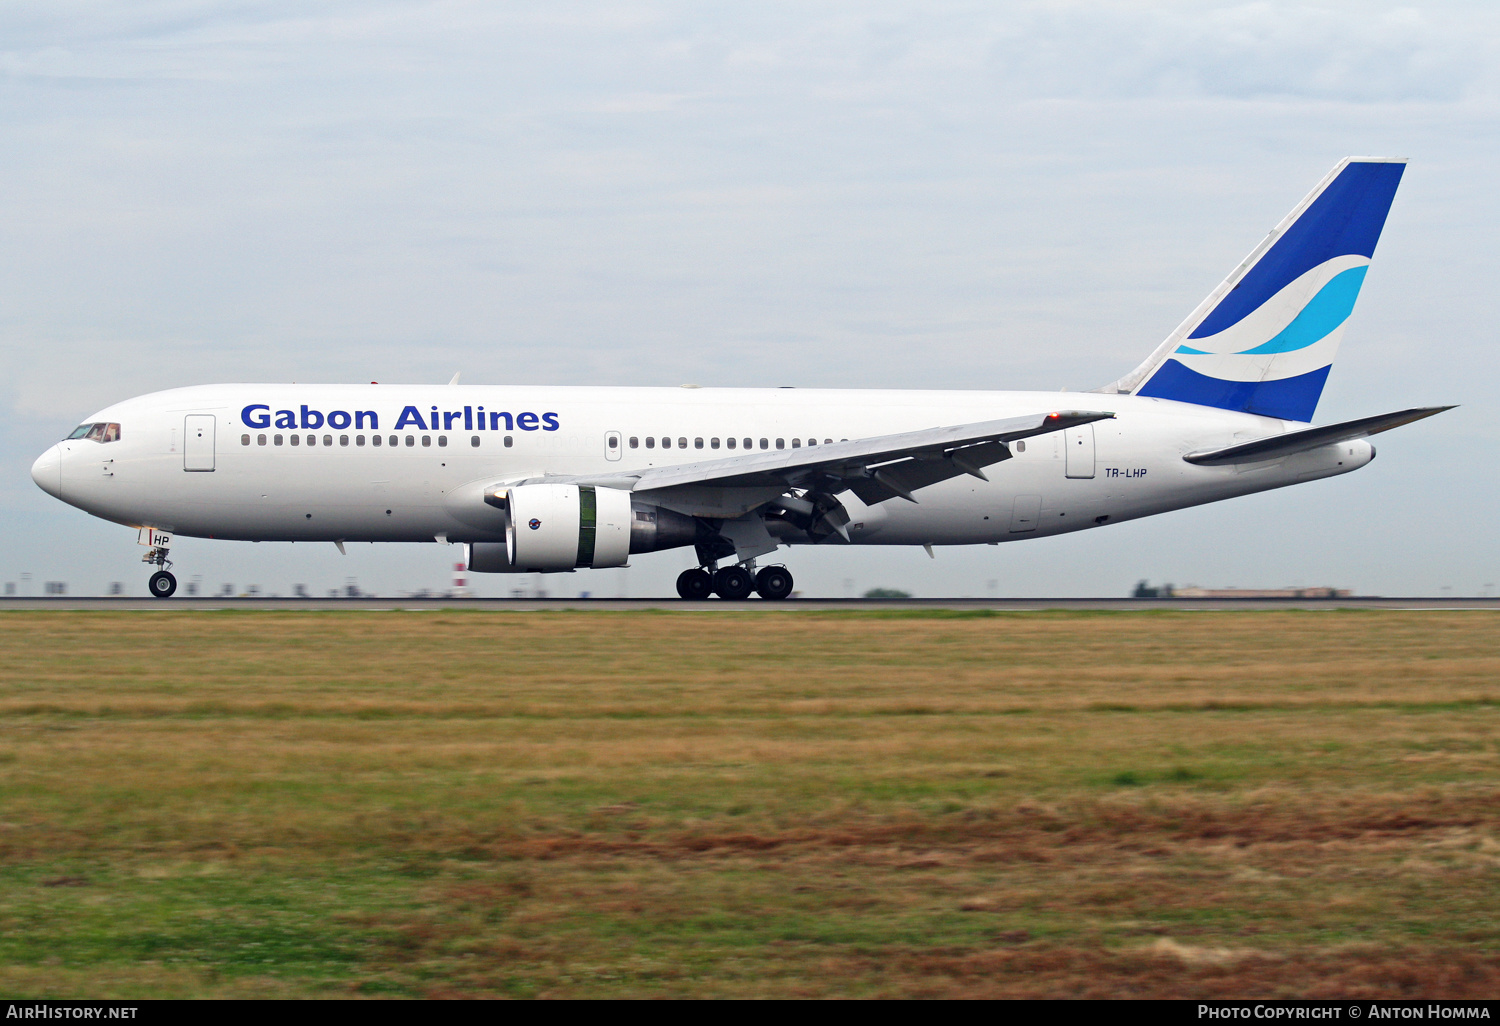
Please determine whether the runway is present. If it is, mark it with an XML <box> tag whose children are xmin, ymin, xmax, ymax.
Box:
<box><xmin>3</xmin><ymin>596</ymin><xmax>1497</xmax><ymax>611</ymax></box>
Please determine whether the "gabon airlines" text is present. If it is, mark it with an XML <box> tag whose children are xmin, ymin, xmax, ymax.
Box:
<box><xmin>240</xmin><ymin>404</ymin><xmax>560</xmax><ymax>433</ymax></box>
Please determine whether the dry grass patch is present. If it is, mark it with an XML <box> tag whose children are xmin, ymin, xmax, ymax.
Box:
<box><xmin>0</xmin><ymin>609</ymin><xmax>1497</xmax><ymax>997</ymax></box>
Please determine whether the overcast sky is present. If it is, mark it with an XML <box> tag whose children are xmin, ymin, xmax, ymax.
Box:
<box><xmin>1</xmin><ymin>1</ymin><xmax>1495</xmax><ymax>598</ymax></box>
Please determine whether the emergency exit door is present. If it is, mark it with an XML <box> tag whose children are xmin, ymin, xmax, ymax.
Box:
<box><xmin>184</xmin><ymin>415</ymin><xmax>216</xmax><ymax>472</ymax></box>
<box><xmin>1064</xmin><ymin>423</ymin><xmax>1095</xmax><ymax>479</ymax></box>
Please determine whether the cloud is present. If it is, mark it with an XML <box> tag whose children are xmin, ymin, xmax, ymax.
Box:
<box><xmin>0</xmin><ymin>2</ymin><xmax>1490</xmax><ymax>105</ymax></box>
<box><xmin>988</xmin><ymin>3</ymin><xmax>1487</xmax><ymax>103</ymax></box>
<box><xmin>0</xmin><ymin>1</ymin><xmax>1494</xmax><ymax>596</ymax></box>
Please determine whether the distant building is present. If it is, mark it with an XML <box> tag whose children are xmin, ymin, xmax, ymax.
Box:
<box><xmin>1169</xmin><ymin>585</ymin><xmax>1351</xmax><ymax>599</ymax></box>
<box><xmin>1133</xmin><ymin>580</ymin><xmax>1351</xmax><ymax>599</ymax></box>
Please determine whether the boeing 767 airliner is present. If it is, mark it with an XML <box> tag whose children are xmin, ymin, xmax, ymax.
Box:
<box><xmin>31</xmin><ymin>158</ymin><xmax>1450</xmax><ymax>599</ymax></box>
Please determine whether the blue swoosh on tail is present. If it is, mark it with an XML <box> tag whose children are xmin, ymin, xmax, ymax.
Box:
<box><xmin>1187</xmin><ymin>161</ymin><xmax>1403</xmax><ymax>339</ymax></box>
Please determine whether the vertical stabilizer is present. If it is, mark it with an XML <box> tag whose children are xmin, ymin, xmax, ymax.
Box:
<box><xmin>1097</xmin><ymin>158</ymin><xmax>1406</xmax><ymax>422</ymax></box>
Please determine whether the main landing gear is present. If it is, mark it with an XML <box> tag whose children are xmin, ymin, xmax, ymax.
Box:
<box><xmin>144</xmin><ymin>544</ymin><xmax>176</xmax><ymax>598</ymax></box>
<box><xmin>675</xmin><ymin>564</ymin><xmax>794</xmax><ymax>601</ymax></box>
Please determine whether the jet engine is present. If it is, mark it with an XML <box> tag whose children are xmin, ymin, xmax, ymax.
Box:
<box><xmin>467</xmin><ymin>483</ymin><xmax>702</xmax><ymax>573</ymax></box>
<box><xmin>503</xmin><ymin>483</ymin><xmax>631</xmax><ymax>572</ymax></box>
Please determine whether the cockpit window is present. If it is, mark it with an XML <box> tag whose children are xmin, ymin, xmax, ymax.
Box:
<box><xmin>66</xmin><ymin>422</ymin><xmax>121</xmax><ymax>443</ymax></box>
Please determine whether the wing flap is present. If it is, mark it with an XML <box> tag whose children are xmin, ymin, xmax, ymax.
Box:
<box><xmin>846</xmin><ymin>439</ymin><xmax>1014</xmax><ymax>505</ymax></box>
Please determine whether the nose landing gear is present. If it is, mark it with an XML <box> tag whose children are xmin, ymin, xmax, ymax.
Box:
<box><xmin>143</xmin><ymin>544</ymin><xmax>176</xmax><ymax>598</ymax></box>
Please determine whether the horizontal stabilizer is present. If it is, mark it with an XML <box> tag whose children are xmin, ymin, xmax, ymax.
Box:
<box><xmin>1183</xmin><ymin>406</ymin><xmax>1453</xmax><ymax>466</ymax></box>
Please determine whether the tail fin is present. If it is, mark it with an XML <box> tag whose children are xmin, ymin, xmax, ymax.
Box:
<box><xmin>1098</xmin><ymin>158</ymin><xmax>1406</xmax><ymax>422</ymax></box>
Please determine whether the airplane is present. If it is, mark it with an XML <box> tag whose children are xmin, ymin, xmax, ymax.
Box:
<box><xmin>30</xmin><ymin>157</ymin><xmax>1451</xmax><ymax>600</ymax></box>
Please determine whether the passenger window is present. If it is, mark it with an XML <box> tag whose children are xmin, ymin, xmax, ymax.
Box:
<box><xmin>422</xmin><ymin>436</ymin><xmax>431</xmax><ymax>447</ymax></box>
<box><xmin>662</xmin><ymin>437</ymin><xmax>671</xmax><ymax>449</ymax></box>
<box><xmin>679</xmin><ymin>437</ymin><xmax>687</xmax><ymax>449</ymax></box>
<box><xmin>826</xmin><ymin>439</ymin><xmax>834</xmax><ymax>444</ymax></box>
<box><xmin>324</xmin><ymin>435</ymin><xmax>333</xmax><ymax>446</ymax></box>
<box><xmin>258</xmin><ymin>434</ymin><xmax>267</xmax><ymax>446</ymax></box>
<box><xmin>629</xmin><ymin>436</ymin><xmax>639</xmax><ymax>449</ymax></box>
<box><xmin>760</xmin><ymin>438</ymin><xmax>768</xmax><ymax>450</ymax></box>
<box><xmin>470</xmin><ymin>435</ymin><xmax>480</xmax><ymax>447</ymax></box>
<box><xmin>711</xmin><ymin>438</ymin><xmax>720</xmax><ymax>449</ymax></box>
<box><xmin>290</xmin><ymin>435</ymin><xmax>300</xmax><ymax>446</ymax></box>
<box><xmin>808</xmin><ymin>438</ymin><xmax>816</xmax><ymax>446</ymax></box>
<box><xmin>504</xmin><ymin>435</ymin><xmax>513</xmax><ymax>448</ymax></box>
<box><xmin>371</xmin><ymin>435</ymin><xmax>380</xmax><ymax>447</ymax></box>
<box><xmin>744</xmin><ymin>438</ymin><xmax>753</xmax><ymax>450</ymax></box>
<box><xmin>306</xmin><ymin>434</ymin><xmax>315</xmax><ymax>446</ymax></box>
<box><xmin>274</xmin><ymin>435</ymin><xmax>284</xmax><ymax>446</ymax></box>
<box><xmin>339</xmin><ymin>435</ymin><xmax>348</xmax><ymax>446</ymax></box>
<box><xmin>645</xmin><ymin>437</ymin><xmax>655</xmax><ymax>449</ymax></box>
<box><xmin>694</xmin><ymin>437</ymin><xmax>704</xmax><ymax>449</ymax></box>
<box><xmin>726</xmin><ymin>438</ymin><xmax>736</xmax><ymax>449</ymax></box>
<box><xmin>389</xmin><ymin>436</ymin><xmax>398</xmax><ymax>447</ymax></box>
<box><xmin>437</xmin><ymin>436</ymin><xmax>447</xmax><ymax>447</ymax></box>
<box><xmin>791</xmin><ymin>438</ymin><xmax>800</xmax><ymax>448</ymax></box>
<box><xmin>241</xmin><ymin>434</ymin><xmax>250</xmax><ymax>446</ymax></box>
<box><xmin>776</xmin><ymin>438</ymin><xmax>784</xmax><ymax>449</ymax></box>
<box><xmin>357</xmin><ymin>435</ymin><xmax>365</xmax><ymax>446</ymax></box>
<box><xmin>406</xmin><ymin>436</ymin><xmax>415</xmax><ymax>447</ymax></box>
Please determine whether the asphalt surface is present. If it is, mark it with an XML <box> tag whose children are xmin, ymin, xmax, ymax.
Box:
<box><xmin>2</xmin><ymin>596</ymin><xmax>1497</xmax><ymax>611</ymax></box>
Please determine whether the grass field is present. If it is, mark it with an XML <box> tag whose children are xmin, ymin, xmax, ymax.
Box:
<box><xmin>1</xmin><ymin>609</ymin><xmax>1498</xmax><ymax>998</ymax></box>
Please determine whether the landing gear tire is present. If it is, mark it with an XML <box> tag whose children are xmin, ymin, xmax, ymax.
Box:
<box><xmin>712</xmin><ymin>565</ymin><xmax>754</xmax><ymax>601</ymax></box>
<box><xmin>754</xmin><ymin>566</ymin><xmax>794</xmax><ymax>600</ymax></box>
<box><xmin>148</xmin><ymin>570</ymin><xmax>178</xmax><ymax>599</ymax></box>
<box><xmin>676</xmin><ymin>568</ymin><xmax>714</xmax><ymax>600</ymax></box>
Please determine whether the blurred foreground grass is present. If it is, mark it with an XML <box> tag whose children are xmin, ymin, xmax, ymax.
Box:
<box><xmin>1</xmin><ymin>609</ymin><xmax>1498</xmax><ymax>997</ymax></box>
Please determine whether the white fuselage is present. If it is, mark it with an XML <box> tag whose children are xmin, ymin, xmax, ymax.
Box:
<box><xmin>31</xmin><ymin>383</ymin><xmax>1372</xmax><ymax>552</ymax></box>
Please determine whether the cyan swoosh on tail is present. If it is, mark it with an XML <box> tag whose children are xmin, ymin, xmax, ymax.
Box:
<box><xmin>1233</xmin><ymin>265</ymin><xmax>1367</xmax><ymax>355</ymax></box>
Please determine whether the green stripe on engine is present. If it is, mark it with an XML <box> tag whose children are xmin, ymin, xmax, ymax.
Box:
<box><xmin>576</xmin><ymin>486</ymin><xmax>597</xmax><ymax>567</ymax></box>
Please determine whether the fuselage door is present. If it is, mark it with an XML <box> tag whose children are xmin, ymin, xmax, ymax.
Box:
<box><xmin>184</xmin><ymin>415</ymin><xmax>216</xmax><ymax>472</ymax></box>
<box><xmin>1009</xmin><ymin>494</ymin><xmax>1041</xmax><ymax>533</ymax></box>
<box><xmin>1064</xmin><ymin>423</ymin><xmax>1095</xmax><ymax>479</ymax></box>
<box><xmin>605</xmin><ymin>431</ymin><xmax>622</xmax><ymax>462</ymax></box>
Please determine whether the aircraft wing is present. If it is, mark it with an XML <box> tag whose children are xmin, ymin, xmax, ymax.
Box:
<box><xmin>1182</xmin><ymin>406</ymin><xmax>1454</xmax><ymax>467</ymax></box>
<box><xmin>516</xmin><ymin>410</ymin><xmax>1114</xmax><ymax>515</ymax></box>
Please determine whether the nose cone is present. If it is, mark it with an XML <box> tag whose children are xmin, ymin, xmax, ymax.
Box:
<box><xmin>31</xmin><ymin>445</ymin><xmax>62</xmax><ymax>500</ymax></box>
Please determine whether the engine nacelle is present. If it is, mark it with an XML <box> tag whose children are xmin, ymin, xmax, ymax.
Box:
<box><xmin>496</xmin><ymin>483</ymin><xmax>632</xmax><ymax>572</ymax></box>
<box><xmin>467</xmin><ymin>485</ymin><xmax>703</xmax><ymax>573</ymax></box>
